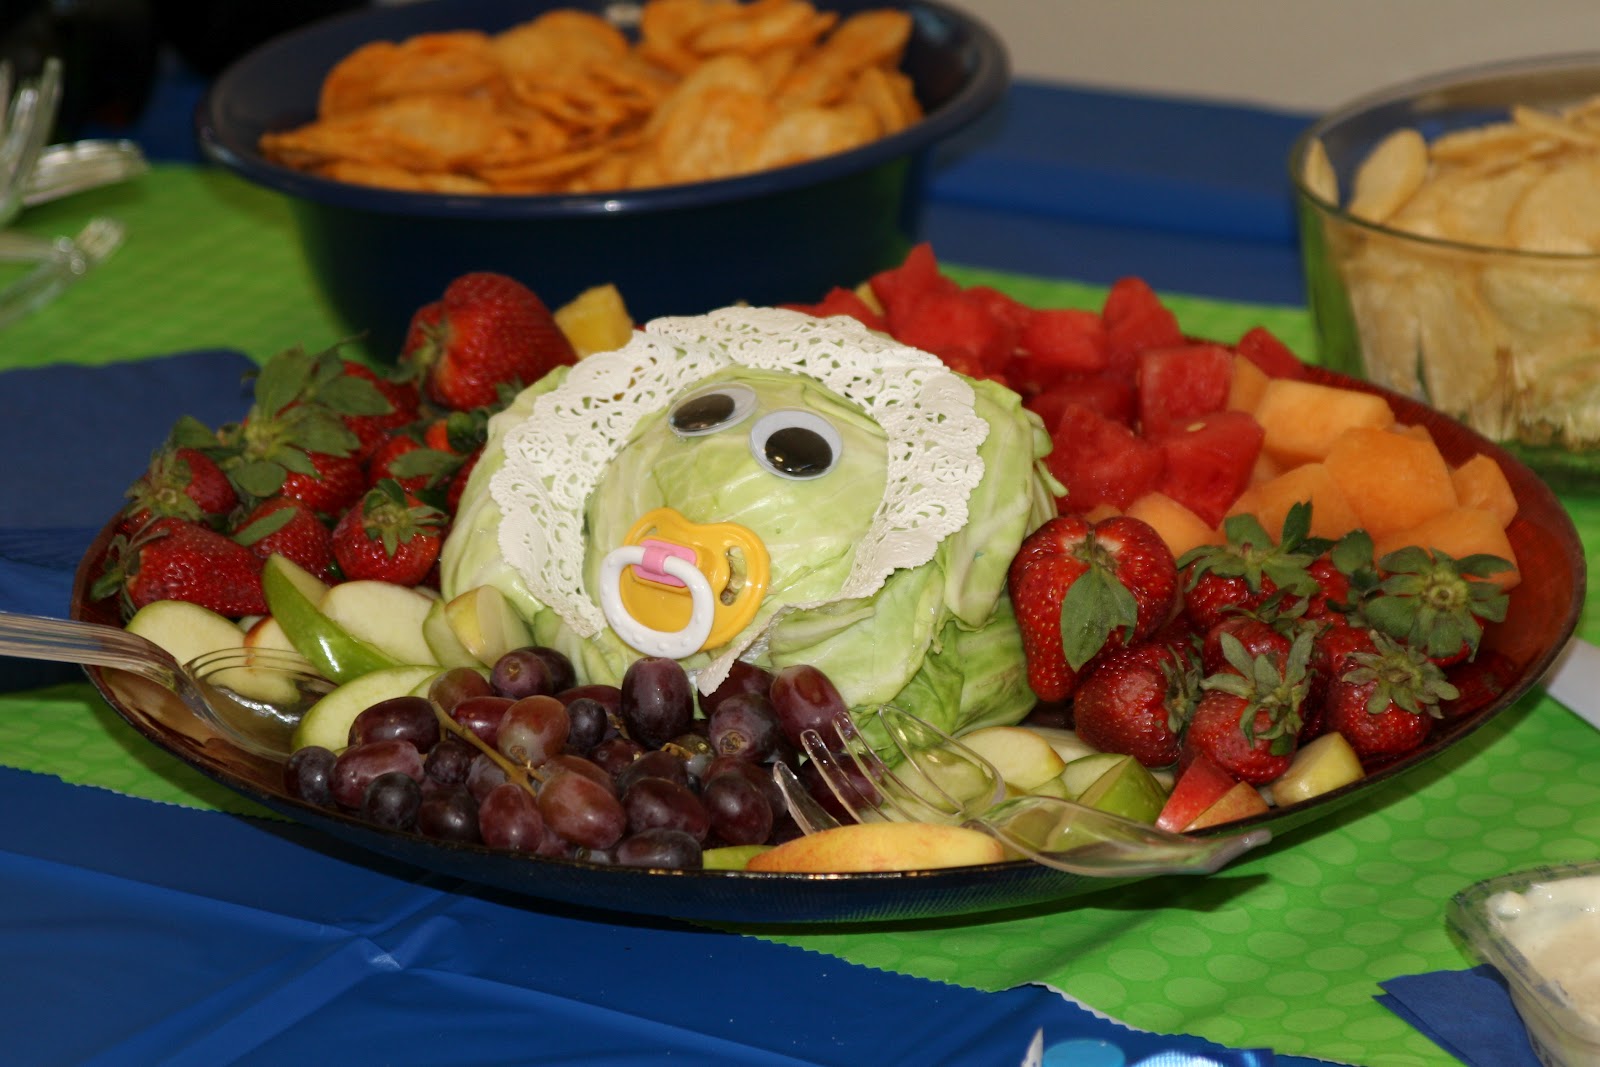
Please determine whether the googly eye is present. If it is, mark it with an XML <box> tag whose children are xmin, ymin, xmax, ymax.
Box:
<box><xmin>748</xmin><ymin>409</ymin><xmax>841</xmax><ymax>480</ymax></box>
<box><xmin>669</xmin><ymin>385</ymin><xmax>758</xmax><ymax>437</ymax></box>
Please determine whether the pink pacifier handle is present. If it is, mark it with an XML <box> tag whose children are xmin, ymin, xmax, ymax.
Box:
<box><xmin>634</xmin><ymin>539</ymin><xmax>696</xmax><ymax>588</ymax></box>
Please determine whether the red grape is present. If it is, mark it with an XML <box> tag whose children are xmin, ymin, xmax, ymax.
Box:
<box><xmin>478</xmin><ymin>782</ymin><xmax>545</xmax><ymax>851</ymax></box>
<box><xmin>496</xmin><ymin>695</ymin><xmax>570</xmax><ymax>768</ymax></box>
<box><xmin>701</xmin><ymin>660</ymin><xmax>775</xmax><ymax>715</ymax></box>
<box><xmin>284</xmin><ymin>745</ymin><xmax>336</xmax><ymax>806</ymax></box>
<box><xmin>331</xmin><ymin>739</ymin><xmax>424</xmax><ymax>810</ymax></box>
<box><xmin>619</xmin><ymin>656</ymin><xmax>694</xmax><ymax>748</ymax></box>
<box><xmin>615</xmin><ymin>828</ymin><xmax>702</xmax><ymax>869</ymax></box>
<box><xmin>416</xmin><ymin>785</ymin><xmax>481</xmax><ymax>843</ymax></box>
<box><xmin>363</xmin><ymin>770</ymin><xmax>422</xmax><ymax>830</ymax></box>
<box><xmin>707</xmin><ymin>692</ymin><xmax>781</xmax><ymax>762</ymax></box>
<box><xmin>348</xmin><ymin>695</ymin><xmax>440</xmax><ymax>752</ymax></box>
<box><xmin>450</xmin><ymin>695</ymin><xmax>513</xmax><ymax>747</ymax></box>
<box><xmin>537</xmin><ymin>770</ymin><xmax>626</xmax><ymax>849</ymax></box>
<box><xmin>701</xmin><ymin>771</ymin><xmax>774</xmax><ymax>846</ymax></box>
<box><xmin>428</xmin><ymin>667</ymin><xmax>493</xmax><ymax>712</ymax></box>
<box><xmin>622</xmin><ymin>776</ymin><xmax>710</xmax><ymax>841</ymax></box>
<box><xmin>769</xmin><ymin>663</ymin><xmax>850</xmax><ymax>748</ymax></box>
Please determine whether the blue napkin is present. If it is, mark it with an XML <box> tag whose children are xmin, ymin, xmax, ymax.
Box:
<box><xmin>1376</xmin><ymin>965</ymin><xmax>1542</xmax><ymax>1067</ymax></box>
<box><xmin>0</xmin><ymin>350</ymin><xmax>257</xmax><ymax>689</ymax></box>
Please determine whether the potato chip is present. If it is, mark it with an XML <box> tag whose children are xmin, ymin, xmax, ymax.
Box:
<box><xmin>1323</xmin><ymin>89</ymin><xmax>1600</xmax><ymax>448</ymax></box>
<box><xmin>264</xmin><ymin>1</ymin><xmax>926</xmax><ymax>197</ymax></box>
<box><xmin>1300</xmin><ymin>136</ymin><xmax>1338</xmax><ymax>204</ymax></box>
<box><xmin>1348</xmin><ymin>127</ymin><xmax>1428</xmax><ymax>223</ymax></box>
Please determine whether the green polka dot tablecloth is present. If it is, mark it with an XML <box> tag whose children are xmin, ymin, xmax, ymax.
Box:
<box><xmin>3</xmin><ymin>165</ymin><xmax>1599</xmax><ymax>1067</ymax></box>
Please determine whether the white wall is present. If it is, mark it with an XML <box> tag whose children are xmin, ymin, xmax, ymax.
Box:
<box><xmin>951</xmin><ymin>1</ymin><xmax>1600</xmax><ymax>112</ymax></box>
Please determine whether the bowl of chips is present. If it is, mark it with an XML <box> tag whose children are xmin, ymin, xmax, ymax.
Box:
<box><xmin>197</xmin><ymin>0</ymin><xmax>1009</xmax><ymax>360</ymax></box>
<box><xmin>1290</xmin><ymin>53</ymin><xmax>1600</xmax><ymax>487</ymax></box>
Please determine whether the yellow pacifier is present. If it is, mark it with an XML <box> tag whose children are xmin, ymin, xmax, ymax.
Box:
<box><xmin>596</xmin><ymin>507</ymin><xmax>771</xmax><ymax>659</ymax></box>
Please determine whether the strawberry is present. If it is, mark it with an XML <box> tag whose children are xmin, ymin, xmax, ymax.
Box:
<box><xmin>1177</xmin><ymin>503</ymin><xmax>1331</xmax><ymax>632</ymax></box>
<box><xmin>366</xmin><ymin>432</ymin><xmax>460</xmax><ymax>497</ymax></box>
<box><xmin>1200</xmin><ymin>614</ymin><xmax>1293</xmax><ymax>678</ymax></box>
<box><xmin>331</xmin><ymin>479</ymin><xmax>448</xmax><ymax>585</ymax></box>
<box><xmin>279</xmin><ymin>450</ymin><xmax>367</xmax><ymax>517</ymax></box>
<box><xmin>119</xmin><ymin>445</ymin><xmax>238</xmax><ymax>534</ymax></box>
<box><xmin>400</xmin><ymin>272</ymin><xmax>576</xmax><ymax>411</ymax></box>
<box><xmin>1007</xmin><ymin>514</ymin><xmax>1179</xmax><ymax>703</ymax></box>
<box><xmin>1181</xmin><ymin>628</ymin><xmax>1313</xmax><ymax>783</ymax></box>
<box><xmin>233</xmin><ymin>496</ymin><xmax>335</xmax><ymax>581</ymax></box>
<box><xmin>1438</xmin><ymin>649</ymin><xmax>1518</xmax><ymax>721</ymax></box>
<box><xmin>1303</xmin><ymin>620</ymin><xmax>1379</xmax><ymax>741</ymax></box>
<box><xmin>338</xmin><ymin>360</ymin><xmax>421</xmax><ymax>460</ymax></box>
<box><xmin>1072</xmin><ymin>639</ymin><xmax>1200</xmax><ymax>767</ymax></box>
<box><xmin>92</xmin><ymin>517</ymin><xmax>267</xmax><ymax>619</ymax></box>
<box><xmin>212</xmin><ymin>344</ymin><xmax>379</xmax><ymax>515</ymax></box>
<box><xmin>1323</xmin><ymin>631</ymin><xmax>1458</xmax><ymax>762</ymax></box>
<box><xmin>446</xmin><ymin>449</ymin><xmax>481</xmax><ymax>513</ymax></box>
<box><xmin>1356</xmin><ymin>545</ymin><xmax>1513</xmax><ymax>666</ymax></box>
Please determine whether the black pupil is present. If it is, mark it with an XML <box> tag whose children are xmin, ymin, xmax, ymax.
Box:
<box><xmin>765</xmin><ymin>426</ymin><xmax>831</xmax><ymax>476</ymax></box>
<box><xmin>672</xmin><ymin>392</ymin><xmax>737</xmax><ymax>432</ymax></box>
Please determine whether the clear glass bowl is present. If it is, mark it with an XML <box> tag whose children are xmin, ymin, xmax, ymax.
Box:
<box><xmin>1289</xmin><ymin>53</ymin><xmax>1600</xmax><ymax>490</ymax></box>
<box><xmin>1448</xmin><ymin>860</ymin><xmax>1600</xmax><ymax>1067</ymax></box>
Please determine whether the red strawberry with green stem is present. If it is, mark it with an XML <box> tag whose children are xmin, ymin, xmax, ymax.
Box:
<box><xmin>1072</xmin><ymin>639</ymin><xmax>1201</xmax><ymax>768</ymax></box>
<box><xmin>1182</xmin><ymin>628</ymin><xmax>1313</xmax><ymax>783</ymax></box>
<box><xmin>1177</xmin><ymin>502</ymin><xmax>1331</xmax><ymax>632</ymax></box>
<box><xmin>1323</xmin><ymin>630</ymin><xmax>1458</xmax><ymax>762</ymax></box>
<box><xmin>338</xmin><ymin>360</ymin><xmax>421</xmax><ymax>461</ymax></box>
<box><xmin>119</xmin><ymin>445</ymin><xmax>238</xmax><ymax>534</ymax></box>
<box><xmin>233</xmin><ymin>496</ymin><xmax>336</xmax><ymax>581</ymax></box>
<box><xmin>400</xmin><ymin>272</ymin><xmax>577</xmax><ymax>412</ymax></box>
<box><xmin>1358</xmin><ymin>545</ymin><xmax>1512</xmax><ymax>666</ymax></box>
<box><xmin>93</xmin><ymin>517</ymin><xmax>267</xmax><ymax>618</ymax></box>
<box><xmin>332</xmin><ymin>479</ymin><xmax>448</xmax><ymax>586</ymax></box>
<box><xmin>207</xmin><ymin>343</ymin><xmax>390</xmax><ymax>516</ymax></box>
<box><xmin>1007</xmin><ymin>514</ymin><xmax>1179</xmax><ymax>702</ymax></box>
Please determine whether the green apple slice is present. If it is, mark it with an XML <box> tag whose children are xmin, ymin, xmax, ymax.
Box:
<box><xmin>958</xmin><ymin>725</ymin><xmax>1068</xmax><ymax>793</ymax></box>
<box><xmin>701</xmin><ymin>844</ymin><xmax>772</xmax><ymax>871</ymax></box>
<box><xmin>1270</xmin><ymin>731</ymin><xmax>1364</xmax><ymax>807</ymax></box>
<box><xmin>422</xmin><ymin>596</ymin><xmax>481</xmax><ymax>669</ymax></box>
<box><xmin>318</xmin><ymin>580</ymin><xmax>439</xmax><ymax>668</ymax></box>
<box><xmin>263</xmin><ymin>555</ymin><xmax>401</xmax><ymax>684</ymax></box>
<box><xmin>1059</xmin><ymin>752</ymin><xmax>1128</xmax><ymax>800</ymax></box>
<box><xmin>445</xmin><ymin>585</ymin><xmax>534</xmax><ymax>667</ymax></box>
<box><xmin>1075</xmin><ymin>755</ymin><xmax>1166</xmax><ymax>825</ymax></box>
<box><xmin>291</xmin><ymin>664</ymin><xmax>445</xmax><ymax>753</ymax></box>
<box><xmin>125</xmin><ymin>598</ymin><xmax>248</xmax><ymax>669</ymax></box>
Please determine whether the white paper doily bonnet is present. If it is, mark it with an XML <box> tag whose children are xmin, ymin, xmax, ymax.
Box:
<box><xmin>488</xmin><ymin>306</ymin><xmax>990</xmax><ymax>678</ymax></box>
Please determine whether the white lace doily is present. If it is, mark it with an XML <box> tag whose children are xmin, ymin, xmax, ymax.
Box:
<box><xmin>488</xmin><ymin>306</ymin><xmax>989</xmax><ymax>658</ymax></box>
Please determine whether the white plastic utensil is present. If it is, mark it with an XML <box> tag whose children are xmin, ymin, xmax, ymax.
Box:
<box><xmin>23</xmin><ymin>138</ymin><xmax>148</xmax><ymax>208</ymax></box>
<box><xmin>791</xmin><ymin>704</ymin><xmax>1270</xmax><ymax>878</ymax></box>
<box><xmin>0</xmin><ymin>612</ymin><xmax>332</xmax><ymax>758</ymax></box>
<box><xmin>1540</xmin><ymin>636</ymin><xmax>1600</xmax><ymax>731</ymax></box>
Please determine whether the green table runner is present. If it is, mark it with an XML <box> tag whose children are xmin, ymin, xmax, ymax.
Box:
<box><xmin>6</xmin><ymin>165</ymin><xmax>1600</xmax><ymax>1067</ymax></box>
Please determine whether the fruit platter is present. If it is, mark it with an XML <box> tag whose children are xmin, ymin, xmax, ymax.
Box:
<box><xmin>66</xmin><ymin>247</ymin><xmax>1584</xmax><ymax>924</ymax></box>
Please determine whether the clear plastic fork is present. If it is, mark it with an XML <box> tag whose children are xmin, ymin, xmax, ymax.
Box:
<box><xmin>0</xmin><ymin>58</ymin><xmax>62</xmax><ymax>229</ymax></box>
<box><xmin>791</xmin><ymin>705</ymin><xmax>1270</xmax><ymax>878</ymax></box>
<box><xmin>0</xmin><ymin>215</ymin><xmax>124</xmax><ymax>330</ymax></box>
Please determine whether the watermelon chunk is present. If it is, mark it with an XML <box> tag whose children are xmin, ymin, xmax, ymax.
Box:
<box><xmin>892</xmin><ymin>288</ymin><xmax>1015</xmax><ymax>383</ymax></box>
<box><xmin>1101</xmin><ymin>277</ymin><xmax>1184</xmax><ymax>378</ymax></box>
<box><xmin>783</xmin><ymin>287</ymin><xmax>886</xmax><ymax>332</ymax></box>
<box><xmin>1136</xmin><ymin>343</ymin><xmax>1236</xmax><ymax>436</ymax></box>
<box><xmin>1046</xmin><ymin>402</ymin><xmax>1165</xmax><ymax>513</ymax></box>
<box><xmin>1011</xmin><ymin>307</ymin><xmax>1108</xmax><ymax>396</ymax></box>
<box><xmin>1235</xmin><ymin>326</ymin><xmax>1309</xmax><ymax>380</ymax></box>
<box><xmin>1152</xmin><ymin>410</ymin><xmax>1265</xmax><ymax>527</ymax></box>
<box><xmin>869</xmin><ymin>242</ymin><xmax>958</xmax><ymax>326</ymax></box>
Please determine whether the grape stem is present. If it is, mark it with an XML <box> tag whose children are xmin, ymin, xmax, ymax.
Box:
<box><xmin>430</xmin><ymin>704</ymin><xmax>539</xmax><ymax>799</ymax></box>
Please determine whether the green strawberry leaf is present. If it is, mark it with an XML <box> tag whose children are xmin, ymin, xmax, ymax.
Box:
<box><xmin>233</xmin><ymin>505</ymin><xmax>296</xmax><ymax>546</ymax></box>
<box><xmin>255</xmin><ymin>345</ymin><xmax>315</xmax><ymax>417</ymax></box>
<box><xmin>1059</xmin><ymin>564</ymin><xmax>1138</xmax><ymax>671</ymax></box>
<box><xmin>229</xmin><ymin>459</ymin><xmax>288</xmax><ymax>499</ymax></box>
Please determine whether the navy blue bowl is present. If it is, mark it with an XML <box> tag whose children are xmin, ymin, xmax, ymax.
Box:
<box><xmin>196</xmin><ymin>0</ymin><xmax>1010</xmax><ymax>360</ymax></box>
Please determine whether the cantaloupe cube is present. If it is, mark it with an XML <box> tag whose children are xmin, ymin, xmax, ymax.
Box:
<box><xmin>1397</xmin><ymin>422</ymin><xmax>1435</xmax><ymax>444</ymax></box>
<box><xmin>1254</xmin><ymin>378</ymin><xmax>1396</xmax><ymax>467</ymax></box>
<box><xmin>1249</xmin><ymin>449</ymin><xmax>1284</xmax><ymax>486</ymax></box>
<box><xmin>1228</xmin><ymin>354</ymin><xmax>1270</xmax><ymax>414</ymax></box>
<box><xmin>1126</xmin><ymin>491</ymin><xmax>1218</xmax><ymax>559</ymax></box>
<box><xmin>1323</xmin><ymin>425</ymin><xmax>1458</xmax><ymax>541</ymax></box>
<box><xmin>1372</xmin><ymin>507</ymin><xmax>1521</xmax><ymax>591</ymax></box>
<box><xmin>1083</xmin><ymin>502</ymin><xmax>1122</xmax><ymax>523</ymax></box>
<box><xmin>1228</xmin><ymin>462</ymin><xmax>1361</xmax><ymax>541</ymax></box>
<box><xmin>1452</xmin><ymin>453</ymin><xmax>1518</xmax><ymax>528</ymax></box>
